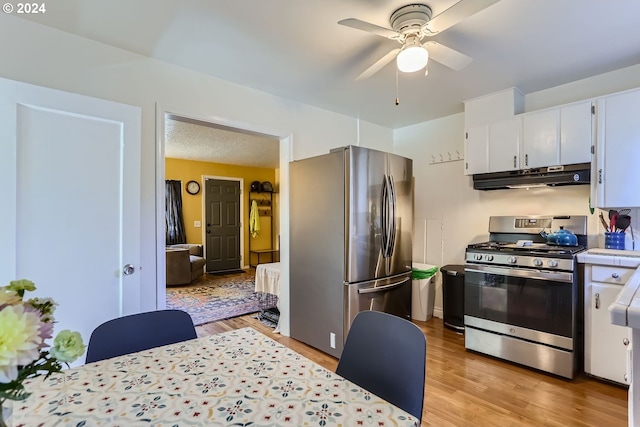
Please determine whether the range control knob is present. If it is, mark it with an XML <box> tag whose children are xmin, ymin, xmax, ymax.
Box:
<box><xmin>533</xmin><ymin>258</ymin><xmax>543</xmax><ymax>267</ymax></box>
<box><xmin>485</xmin><ymin>255</ymin><xmax>494</xmax><ymax>261</ymax></box>
<box><xmin>474</xmin><ymin>254</ymin><xmax>483</xmax><ymax>261</ymax></box>
<box><xmin>548</xmin><ymin>259</ymin><xmax>559</xmax><ymax>268</ymax></box>
<box><xmin>508</xmin><ymin>256</ymin><xmax>517</xmax><ymax>264</ymax></box>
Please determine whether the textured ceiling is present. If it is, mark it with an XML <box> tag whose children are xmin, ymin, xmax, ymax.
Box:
<box><xmin>165</xmin><ymin>116</ymin><xmax>280</xmax><ymax>169</ymax></box>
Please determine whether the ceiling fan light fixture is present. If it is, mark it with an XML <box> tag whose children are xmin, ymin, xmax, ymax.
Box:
<box><xmin>396</xmin><ymin>43</ymin><xmax>429</xmax><ymax>73</ymax></box>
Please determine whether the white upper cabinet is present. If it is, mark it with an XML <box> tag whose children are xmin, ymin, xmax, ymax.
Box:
<box><xmin>488</xmin><ymin>117</ymin><xmax>520</xmax><ymax>172</ymax></box>
<box><xmin>463</xmin><ymin>89</ymin><xmax>594</xmax><ymax>176</ymax></box>
<box><xmin>521</xmin><ymin>100</ymin><xmax>593</xmax><ymax>169</ymax></box>
<box><xmin>522</xmin><ymin>108</ymin><xmax>560</xmax><ymax>168</ymax></box>
<box><xmin>464</xmin><ymin>118</ymin><xmax>520</xmax><ymax>175</ymax></box>
<box><xmin>595</xmin><ymin>88</ymin><xmax>640</xmax><ymax>208</ymax></box>
<box><xmin>464</xmin><ymin>88</ymin><xmax>524</xmax><ymax>176</ymax></box>
<box><xmin>560</xmin><ymin>101</ymin><xmax>593</xmax><ymax>165</ymax></box>
<box><xmin>464</xmin><ymin>124</ymin><xmax>489</xmax><ymax>175</ymax></box>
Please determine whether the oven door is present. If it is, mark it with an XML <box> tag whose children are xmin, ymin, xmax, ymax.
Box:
<box><xmin>464</xmin><ymin>264</ymin><xmax>576</xmax><ymax>349</ymax></box>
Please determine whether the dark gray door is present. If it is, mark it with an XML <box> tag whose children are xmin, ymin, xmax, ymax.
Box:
<box><xmin>205</xmin><ymin>179</ymin><xmax>241</xmax><ymax>272</ymax></box>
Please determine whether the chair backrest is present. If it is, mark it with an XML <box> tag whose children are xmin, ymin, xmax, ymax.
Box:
<box><xmin>336</xmin><ymin>310</ymin><xmax>426</xmax><ymax>421</ymax></box>
<box><xmin>85</xmin><ymin>309</ymin><xmax>197</xmax><ymax>363</ymax></box>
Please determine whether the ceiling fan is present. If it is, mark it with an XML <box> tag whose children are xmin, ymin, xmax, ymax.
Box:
<box><xmin>338</xmin><ymin>0</ymin><xmax>500</xmax><ymax>80</ymax></box>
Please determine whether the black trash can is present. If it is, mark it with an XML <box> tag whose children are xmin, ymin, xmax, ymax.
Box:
<box><xmin>440</xmin><ymin>264</ymin><xmax>465</xmax><ymax>333</ymax></box>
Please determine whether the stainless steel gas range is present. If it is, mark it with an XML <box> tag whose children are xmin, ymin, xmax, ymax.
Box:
<box><xmin>464</xmin><ymin>215</ymin><xmax>588</xmax><ymax>379</ymax></box>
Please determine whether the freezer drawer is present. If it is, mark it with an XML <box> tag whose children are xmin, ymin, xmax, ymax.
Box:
<box><xmin>344</xmin><ymin>273</ymin><xmax>412</xmax><ymax>337</ymax></box>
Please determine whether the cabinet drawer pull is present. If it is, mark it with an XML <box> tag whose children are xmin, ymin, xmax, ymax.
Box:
<box><xmin>612</xmin><ymin>272</ymin><xmax>620</xmax><ymax>279</ymax></box>
<box><xmin>598</xmin><ymin>169</ymin><xmax>603</xmax><ymax>184</ymax></box>
<box><xmin>624</xmin><ymin>338</ymin><xmax>630</xmax><ymax>346</ymax></box>
<box><xmin>595</xmin><ymin>292</ymin><xmax>600</xmax><ymax>309</ymax></box>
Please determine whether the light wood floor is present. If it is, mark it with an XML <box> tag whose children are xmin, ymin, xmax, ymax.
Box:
<box><xmin>196</xmin><ymin>315</ymin><xmax>628</xmax><ymax>427</ymax></box>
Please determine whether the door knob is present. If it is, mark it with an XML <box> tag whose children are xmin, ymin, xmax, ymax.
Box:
<box><xmin>123</xmin><ymin>264</ymin><xmax>135</xmax><ymax>275</ymax></box>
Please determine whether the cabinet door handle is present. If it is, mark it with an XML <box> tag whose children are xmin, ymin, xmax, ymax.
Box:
<box><xmin>525</xmin><ymin>154</ymin><xmax>529</xmax><ymax>167</ymax></box>
<box><xmin>465</xmin><ymin>162</ymin><xmax>468</xmax><ymax>170</ymax></box>
<box><xmin>595</xmin><ymin>292</ymin><xmax>600</xmax><ymax>309</ymax></box>
<box><xmin>612</xmin><ymin>272</ymin><xmax>620</xmax><ymax>279</ymax></box>
<box><xmin>513</xmin><ymin>156</ymin><xmax>517</xmax><ymax>168</ymax></box>
<box><xmin>624</xmin><ymin>338</ymin><xmax>630</xmax><ymax>346</ymax></box>
<box><xmin>598</xmin><ymin>169</ymin><xmax>603</xmax><ymax>184</ymax></box>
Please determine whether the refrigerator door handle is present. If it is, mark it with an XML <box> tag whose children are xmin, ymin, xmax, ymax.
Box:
<box><xmin>358</xmin><ymin>277</ymin><xmax>410</xmax><ymax>294</ymax></box>
<box><xmin>381</xmin><ymin>174</ymin><xmax>390</xmax><ymax>258</ymax></box>
<box><xmin>388</xmin><ymin>174</ymin><xmax>397</xmax><ymax>257</ymax></box>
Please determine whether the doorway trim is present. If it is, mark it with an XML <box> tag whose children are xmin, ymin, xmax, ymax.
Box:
<box><xmin>155</xmin><ymin>103</ymin><xmax>293</xmax><ymax>336</ymax></box>
<box><xmin>201</xmin><ymin>175</ymin><xmax>244</xmax><ymax>269</ymax></box>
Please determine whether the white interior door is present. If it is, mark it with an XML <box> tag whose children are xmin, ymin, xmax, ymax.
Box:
<box><xmin>0</xmin><ymin>78</ymin><xmax>142</xmax><ymax>363</ymax></box>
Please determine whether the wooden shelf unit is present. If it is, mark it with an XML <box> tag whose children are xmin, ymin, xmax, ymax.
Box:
<box><xmin>249</xmin><ymin>191</ymin><xmax>278</xmax><ymax>267</ymax></box>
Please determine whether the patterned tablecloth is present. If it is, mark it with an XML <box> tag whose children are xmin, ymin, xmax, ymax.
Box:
<box><xmin>12</xmin><ymin>327</ymin><xmax>419</xmax><ymax>426</ymax></box>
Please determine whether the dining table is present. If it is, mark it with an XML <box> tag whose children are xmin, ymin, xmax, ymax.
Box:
<box><xmin>11</xmin><ymin>327</ymin><xmax>419</xmax><ymax>426</ymax></box>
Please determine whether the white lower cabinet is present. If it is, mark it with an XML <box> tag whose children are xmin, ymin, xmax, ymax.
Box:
<box><xmin>584</xmin><ymin>264</ymin><xmax>632</xmax><ymax>384</ymax></box>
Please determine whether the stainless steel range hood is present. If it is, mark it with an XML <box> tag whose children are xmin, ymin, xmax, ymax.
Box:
<box><xmin>473</xmin><ymin>163</ymin><xmax>591</xmax><ymax>190</ymax></box>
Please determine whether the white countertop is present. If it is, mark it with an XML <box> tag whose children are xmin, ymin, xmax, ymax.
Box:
<box><xmin>577</xmin><ymin>248</ymin><xmax>640</xmax><ymax>267</ymax></box>
<box><xmin>610</xmin><ymin>267</ymin><xmax>640</xmax><ymax>328</ymax></box>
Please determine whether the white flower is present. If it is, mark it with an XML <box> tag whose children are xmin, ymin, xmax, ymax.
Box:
<box><xmin>0</xmin><ymin>304</ymin><xmax>43</xmax><ymax>382</ymax></box>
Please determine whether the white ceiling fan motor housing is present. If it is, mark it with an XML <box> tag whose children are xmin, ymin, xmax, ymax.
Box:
<box><xmin>390</xmin><ymin>4</ymin><xmax>432</xmax><ymax>36</ymax></box>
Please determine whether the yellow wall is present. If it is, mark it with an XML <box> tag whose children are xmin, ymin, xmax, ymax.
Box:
<box><xmin>165</xmin><ymin>158</ymin><xmax>277</xmax><ymax>267</ymax></box>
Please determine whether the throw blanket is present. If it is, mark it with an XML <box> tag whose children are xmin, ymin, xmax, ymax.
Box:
<box><xmin>249</xmin><ymin>200</ymin><xmax>261</xmax><ymax>238</ymax></box>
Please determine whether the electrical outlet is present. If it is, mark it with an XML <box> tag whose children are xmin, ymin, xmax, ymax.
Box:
<box><xmin>330</xmin><ymin>332</ymin><xmax>336</xmax><ymax>349</ymax></box>
<box><xmin>194</xmin><ymin>221</ymin><xmax>201</xmax><ymax>228</ymax></box>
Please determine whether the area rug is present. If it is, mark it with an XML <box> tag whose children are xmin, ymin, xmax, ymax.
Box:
<box><xmin>166</xmin><ymin>271</ymin><xmax>263</xmax><ymax>326</ymax></box>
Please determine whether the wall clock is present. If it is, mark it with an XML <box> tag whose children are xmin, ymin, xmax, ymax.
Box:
<box><xmin>186</xmin><ymin>180</ymin><xmax>200</xmax><ymax>195</ymax></box>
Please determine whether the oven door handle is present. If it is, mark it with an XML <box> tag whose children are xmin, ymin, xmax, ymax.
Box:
<box><xmin>465</xmin><ymin>265</ymin><xmax>573</xmax><ymax>283</ymax></box>
<box><xmin>358</xmin><ymin>278</ymin><xmax>409</xmax><ymax>294</ymax></box>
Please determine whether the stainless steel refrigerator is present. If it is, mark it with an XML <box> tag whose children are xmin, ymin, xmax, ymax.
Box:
<box><xmin>290</xmin><ymin>145</ymin><xmax>413</xmax><ymax>357</ymax></box>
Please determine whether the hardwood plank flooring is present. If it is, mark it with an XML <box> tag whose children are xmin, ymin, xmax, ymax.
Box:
<box><xmin>196</xmin><ymin>315</ymin><xmax>628</xmax><ymax>427</ymax></box>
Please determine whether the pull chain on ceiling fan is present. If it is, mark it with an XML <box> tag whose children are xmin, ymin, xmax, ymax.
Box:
<box><xmin>338</xmin><ymin>0</ymin><xmax>500</xmax><ymax>80</ymax></box>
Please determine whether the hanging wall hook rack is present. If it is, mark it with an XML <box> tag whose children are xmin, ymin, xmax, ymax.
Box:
<box><xmin>429</xmin><ymin>150</ymin><xmax>464</xmax><ymax>165</ymax></box>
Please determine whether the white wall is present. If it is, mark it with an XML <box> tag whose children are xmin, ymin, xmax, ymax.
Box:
<box><xmin>394</xmin><ymin>63</ymin><xmax>640</xmax><ymax>318</ymax></box>
<box><xmin>0</xmin><ymin>15</ymin><xmax>393</xmax><ymax>337</ymax></box>
<box><xmin>5</xmin><ymin>13</ymin><xmax>640</xmax><ymax>330</ymax></box>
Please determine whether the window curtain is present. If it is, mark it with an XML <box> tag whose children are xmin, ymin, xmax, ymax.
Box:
<box><xmin>165</xmin><ymin>180</ymin><xmax>186</xmax><ymax>245</ymax></box>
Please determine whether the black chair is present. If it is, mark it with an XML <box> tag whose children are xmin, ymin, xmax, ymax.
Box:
<box><xmin>336</xmin><ymin>310</ymin><xmax>426</xmax><ymax>421</ymax></box>
<box><xmin>85</xmin><ymin>309</ymin><xmax>197</xmax><ymax>363</ymax></box>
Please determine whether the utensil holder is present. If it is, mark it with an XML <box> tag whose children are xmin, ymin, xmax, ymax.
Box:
<box><xmin>605</xmin><ymin>232</ymin><xmax>625</xmax><ymax>250</ymax></box>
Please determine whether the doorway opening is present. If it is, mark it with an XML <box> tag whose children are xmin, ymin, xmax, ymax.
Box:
<box><xmin>159</xmin><ymin>110</ymin><xmax>285</xmax><ymax>327</ymax></box>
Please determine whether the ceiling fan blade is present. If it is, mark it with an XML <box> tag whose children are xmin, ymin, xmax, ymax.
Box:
<box><xmin>355</xmin><ymin>48</ymin><xmax>401</xmax><ymax>81</ymax></box>
<box><xmin>425</xmin><ymin>0</ymin><xmax>500</xmax><ymax>35</ymax></box>
<box><xmin>338</xmin><ymin>18</ymin><xmax>401</xmax><ymax>40</ymax></box>
<box><xmin>424</xmin><ymin>41</ymin><xmax>472</xmax><ymax>71</ymax></box>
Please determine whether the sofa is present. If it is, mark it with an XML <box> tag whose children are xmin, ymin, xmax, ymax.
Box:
<box><xmin>166</xmin><ymin>244</ymin><xmax>206</xmax><ymax>286</ymax></box>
